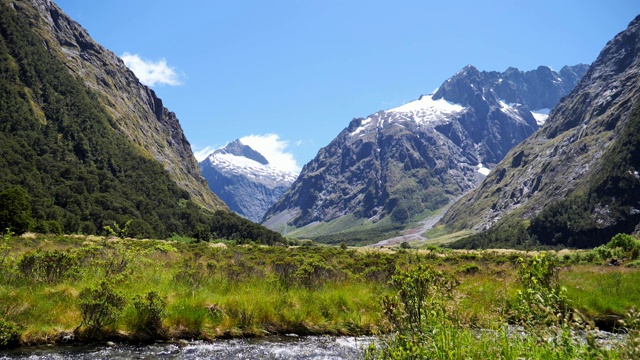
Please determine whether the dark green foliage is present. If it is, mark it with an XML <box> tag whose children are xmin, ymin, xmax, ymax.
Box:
<box><xmin>132</xmin><ymin>292</ymin><xmax>167</xmax><ymax>337</ymax></box>
<box><xmin>78</xmin><ymin>280</ymin><xmax>126</xmax><ymax>331</ymax></box>
<box><xmin>209</xmin><ymin>210</ymin><xmax>283</xmax><ymax>245</ymax></box>
<box><xmin>45</xmin><ymin>220</ymin><xmax>62</xmax><ymax>235</ymax></box>
<box><xmin>17</xmin><ymin>250</ymin><xmax>77</xmax><ymax>284</ymax></box>
<box><xmin>0</xmin><ymin>187</ymin><xmax>31</xmax><ymax>235</ymax></box>
<box><xmin>0</xmin><ymin>319</ymin><xmax>20</xmax><ymax>349</ymax></box>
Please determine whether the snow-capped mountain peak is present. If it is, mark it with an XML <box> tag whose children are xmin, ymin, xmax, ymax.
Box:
<box><xmin>199</xmin><ymin>140</ymin><xmax>297</xmax><ymax>222</ymax></box>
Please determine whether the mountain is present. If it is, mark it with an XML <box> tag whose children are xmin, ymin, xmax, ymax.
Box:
<box><xmin>22</xmin><ymin>0</ymin><xmax>224</xmax><ymax>211</ymax></box>
<box><xmin>262</xmin><ymin>64</ymin><xmax>587</xmax><ymax>242</ymax></box>
<box><xmin>441</xmin><ymin>15</ymin><xmax>640</xmax><ymax>249</ymax></box>
<box><xmin>199</xmin><ymin>140</ymin><xmax>297</xmax><ymax>222</ymax></box>
<box><xmin>0</xmin><ymin>0</ymin><xmax>288</xmax><ymax>243</ymax></box>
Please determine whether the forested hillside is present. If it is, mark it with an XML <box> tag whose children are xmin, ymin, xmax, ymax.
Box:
<box><xmin>0</xmin><ymin>1</ymin><xmax>282</xmax><ymax>244</ymax></box>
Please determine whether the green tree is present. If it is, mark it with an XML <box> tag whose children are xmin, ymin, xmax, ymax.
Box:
<box><xmin>0</xmin><ymin>187</ymin><xmax>31</xmax><ymax>235</ymax></box>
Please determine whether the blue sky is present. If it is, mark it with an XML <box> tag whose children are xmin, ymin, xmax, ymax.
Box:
<box><xmin>55</xmin><ymin>0</ymin><xmax>640</xmax><ymax>173</ymax></box>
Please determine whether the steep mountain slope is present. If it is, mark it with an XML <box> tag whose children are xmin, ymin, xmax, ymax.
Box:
<box><xmin>263</xmin><ymin>64</ymin><xmax>587</xmax><ymax>241</ymax></box>
<box><xmin>0</xmin><ymin>0</ymin><xmax>287</xmax><ymax>243</ymax></box>
<box><xmin>199</xmin><ymin>140</ymin><xmax>296</xmax><ymax>222</ymax></box>
<box><xmin>21</xmin><ymin>0</ymin><xmax>224</xmax><ymax>211</ymax></box>
<box><xmin>441</xmin><ymin>15</ymin><xmax>640</xmax><ymax>248</ymax></box>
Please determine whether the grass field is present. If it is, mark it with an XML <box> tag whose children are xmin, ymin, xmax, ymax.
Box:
<box><xmin>1</xmin><ymin>233</ymin><xmax>639</xmax><ymax>358</ymax></box>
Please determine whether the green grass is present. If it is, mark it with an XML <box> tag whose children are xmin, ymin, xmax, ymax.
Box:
<box><xmin>1</xmin><ymin>233</ymin><xmax>640</xmax><ymax>358</ymax></box>
<box><xmin>420</xmin><ymin>226</ymin><xmax>474</xmax><ymax>246</ymax></box>
<box><xmin>288</xmin><ymin>208</ymin><xmax>443</xmax><ymax>246</ymax></box>
<box><xmin>561</xmin><ymin>265</ymin><xmax>640</xmax><ymax>318</ymax></box>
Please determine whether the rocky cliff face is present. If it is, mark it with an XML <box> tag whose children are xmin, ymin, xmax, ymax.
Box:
<box><xmin>200</xmin><ymin>140</ymin><xmax>296</xmax><ymax>222</ymax></box>
<box><xmin>19</xmin><ymin>0</ymin><xmax>225</xmax><ymax>211</ymax></box>
<box><xmin>441</xmin><ymin>15</ymin><xmax>640</xmax><ymax>247</ymax></box>
<box><xmin>263</xmin><ymin>65</ymin><xmax>586</xmax><ymax>238</ymax></box>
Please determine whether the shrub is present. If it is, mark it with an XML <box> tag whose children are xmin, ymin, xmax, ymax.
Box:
<box><xmin>273</xmin><ymin>257</ymin><xmax>300</xmax><ymax>289</ymax></box>
<box><xmin>294</xmin><ymin>260</ymin><xmax>336</xmax><ymax>289</ymax></box>
<box><xmin>608</xmin><ymin>233</ymin><xmax>639</xmax><ymax>252</ymax></box>
<box><xmin>18</xmin><ymin>250</ymin><xmax>77</xmax><ymax>284</ymax></box>
<box><xmin>45</xmin><ymin>220</ymin><xmax>63</xmax><ymax>235</ymax></box>
<box><xmin>386</xmin><ymin>265</ymin><xmax>458</xmax><ymax>331</ymax></box>
<box><xmin>78</xmin><ymin>280</ymin><xmax>126</xmax><ymax>331</ymax></box>
<box><xmin>458</xmin><ymin>263</ymin><xmax>480</xmax><ymax>275</ymax></box>
<box><xmin>0</xmin><ymin>319</ymin><xmax>20</xmax><ymax>348</ymax></box>
<box><xmin>173</xmin><ymin>258</ymin><xmax>205</xmax><ymax>288</ymax></box>
<box><xmin>132</xmin><ymin>292</ymin><xmax>166</xmax><ymax>337</ymax></box>
<box><xmin>507</xmin><ymin>253</ymin><xmax>568</xmax><ymax>326</ymax></box>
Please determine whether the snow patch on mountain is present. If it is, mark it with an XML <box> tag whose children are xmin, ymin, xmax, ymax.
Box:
<box><xmin>477</xmin><ymin>163</ymin><xmax>491</xmax><ymax>176</ymax></box>
<box><xmin>350</xmin><ymin>117</ymin><xmax>372</xmax><ymax>137</ymax></box>
<box><xmin>498</xmin><ymin>100</ymin><xmax>526</xmax><ymax>123</ymax></box>
<box><xmin>387</xmin><ymin>95</ymin><xmax>466</xmax><ymax>124</ymax></box>
<box><xmin>206</xmin><ymin>152</ymin><xmax>297</xmax><ymax>185</ymax></box>
<box><xmin>531</xmin><ymin>108</ymin><xmax>551</xmax><ymax>125</ymax></box>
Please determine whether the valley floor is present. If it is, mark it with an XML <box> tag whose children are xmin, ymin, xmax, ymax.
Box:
<box><xmin>1</xmin><ymin>233</ymin><xmax>639</xmax><ymax>358</ymax></box>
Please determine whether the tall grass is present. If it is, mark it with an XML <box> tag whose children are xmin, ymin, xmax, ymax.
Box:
<box><xmin>0</xmin><ymin>233</ymin><xmax>639</xmax><ymax>358</ymax></box>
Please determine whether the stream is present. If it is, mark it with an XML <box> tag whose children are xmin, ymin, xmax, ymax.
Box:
<box><xmin>0</xmin><ymin>336</ymin><xmax>374</xmax><ymax>359</ymax></box>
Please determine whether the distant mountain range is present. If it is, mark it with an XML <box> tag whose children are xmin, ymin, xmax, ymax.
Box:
<box><xmin>262</xmin><ymin>63</ymin><xmax>587</xmax><ymax>243</ymax></box>
<box><xmin>441</xmin><ymin>14</ymin><xmax>640</xmax><ymax>248</ymax></box>
<box><xmin>199</xmin><ymin>140</ymin><xmax>297</xmax><ymax>222</ymax></box>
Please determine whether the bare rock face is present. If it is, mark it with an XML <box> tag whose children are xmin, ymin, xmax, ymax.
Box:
<box><xmin>263</xmin><ymin>65</ymin><xmax>586</xmax><ymax>238</ymax></box>
<box><xmin>441</xmin><ymin>15</ymin><xmax>640</xmax><ymax>247</ymax></box>
<box><xmin>199</xmin><ymin>140</ymin><xmax>296</xmax><ymax>222</ymax></box>
<box><xmin>20</xmin><ymin>0</ymin><xmax>225</xmax><ymax>211</ymax></box>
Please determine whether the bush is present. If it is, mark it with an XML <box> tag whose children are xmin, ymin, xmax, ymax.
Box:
<box><xmin>132</xmin><ymin>292</ymin><xmax>166</xmax><ymax>337</ymax></box>
<box><xmin>507</xmin><ymin>253</ymin><xmax>568</xmax><ymax>326</ymax></box>
<box><xmin>458</xmin><ymin>263</ymin><xmax>480</xmax><ymax>274</ymax></box>
<box><xmin>386</xmin><ymin>265</ymin><xmax>458</xmax><ymax>331</ymax></box>
<box><xmin>608</xmin><ymin>233</ymin><xmax>639</xmax><ymax>252</ymax></box>
<box><xmin>18</xmin><ymin>250</ymin><xmax>77</xmax><ymax>284</ymax></box>
<box><xmin>78</xmin><ymin>280</ymin><xmax>126</xmax><ymax>331</ymax></box>
<box><xmin>0</xmin><ymin>319</ymin><xmax>20</xmax><ymax>348</ymax></box>
<box><xmin>45</xmin><ymin>220</ymin><xmax>63</xmax><ymax>235</ymax></box>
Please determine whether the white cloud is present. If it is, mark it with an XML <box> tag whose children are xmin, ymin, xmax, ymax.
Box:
<box><xmin>240</xmin><ymin>134</ymin><xmax>301</xmax><ymax>174</ymax></box>
<box><xmin>121</xmin><ymin>52</ymin><xmax>182</xmax><ymax>86</ymax></box>
<box><xmin>192</xmin><ymin>145</ymin><xmax>218</xmax><ymax>162</ymax></box>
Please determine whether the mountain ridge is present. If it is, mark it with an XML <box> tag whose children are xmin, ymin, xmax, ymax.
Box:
<box><xmin>263</xmin><ymin>64</ymin><xmax>587</xmax><ymax>241</ymax></box>
<box><xmin>441</xmin><ymin>14</ymin><xmax>640</xmax><ymax>248</ymax></box>
<box><xmin>23</xmin><ymin>0</ymin><xmax>225</xmax><ymax>211</ymax></box>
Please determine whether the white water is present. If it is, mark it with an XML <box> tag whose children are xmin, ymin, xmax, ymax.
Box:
<box><xmin>0</xmin><ymin>336</ymin><xmax>374</xmax><ymax>360</ymax></box>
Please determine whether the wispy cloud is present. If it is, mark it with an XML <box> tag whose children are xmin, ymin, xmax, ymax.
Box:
<box><xmin>121</xmin><ymin>52</ymin><xmax>182</xmax><ymax>87</ymax></box>
<box><xmin>240</xmin><ymin>134</ymin><xmax>301</xmax><ymax>174</ymax></box>
<box><xmin>193</xmin><ymin>145</ymin><xmax>217</xmax><ymax>162</ymax></box>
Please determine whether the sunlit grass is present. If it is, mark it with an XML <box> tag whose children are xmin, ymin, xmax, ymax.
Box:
<box><xmin>1</xmin><ymin>233</ymin><xmax>639</xmax><ymax>353</ymax></box>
